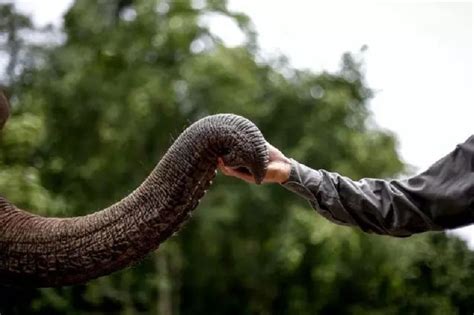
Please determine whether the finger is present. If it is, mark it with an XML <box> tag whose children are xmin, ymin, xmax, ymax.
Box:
<box><xmin>217</xmin><ymin>158</ymin><xmax>225</xmax><ymax>169</ymax></box>
<box><xmin>219</xmin><ymin>165</ymin><xmax>231</xmax><ymax>176</ymax></box>
<box><xmin>223</xmin><ymin>167</ymin><xmax>255</xmax><ymax>183</ymax></box>
<box><xmin>217</xmin><ymin>158</ymin><xmax>231</xmax><ymax>175</ymax></box>
<box><xmin>217</xmin><ymin>157</ymin><xmax>257</xmax><ymax>183</ymax></box>
<box><xmin>268</xmin><ymin>144</ymin><xmax>283</xmax><ymax>160</ymax></box>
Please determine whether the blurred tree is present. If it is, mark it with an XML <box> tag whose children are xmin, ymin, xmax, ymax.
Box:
<box><xmin>0</xmin><ymin>3</ymin><xmax>32</xmax><ymax>81</ymax></box>
<box><xmin>1</xmin><ymin>0</ymin><xmax>473</xmax><ymax>314</ymax></box>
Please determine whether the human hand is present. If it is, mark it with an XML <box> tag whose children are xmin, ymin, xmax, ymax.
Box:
<box><xmin>218</xmin><ymin>142</ymin><xmax>291</xmax><ymax>184</ymax></box>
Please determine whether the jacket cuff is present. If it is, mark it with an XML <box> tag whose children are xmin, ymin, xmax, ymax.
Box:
<box><xmin>281</xmin><ymin>159</ymin><xmax>322</xmax><ymax>201</ymax></box>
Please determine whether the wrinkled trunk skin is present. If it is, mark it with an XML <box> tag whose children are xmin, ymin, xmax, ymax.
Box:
<box><xmin>0</xmin><ymin>91</ymin><xmax>268</xmax><ymax>287</ymax></box>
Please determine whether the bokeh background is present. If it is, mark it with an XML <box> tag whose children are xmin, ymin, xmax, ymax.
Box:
<box><xmin>0</xmin><ymin>0</ymin><xmax>473</xmax><ymax>314</ymax></box>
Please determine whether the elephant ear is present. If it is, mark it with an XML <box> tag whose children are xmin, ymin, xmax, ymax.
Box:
<box><xmin>0</xmin><ymin>89</ymin><xmax>10</xmax><ymax>130</ymax></box>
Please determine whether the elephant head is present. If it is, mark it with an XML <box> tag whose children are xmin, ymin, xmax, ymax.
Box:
<box><xmin>0</xmin><ymin>90</ymin><xmax>269</xmax><ymax>287</ymax></box>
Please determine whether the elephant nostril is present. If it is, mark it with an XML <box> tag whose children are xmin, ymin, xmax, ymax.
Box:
<box><xmin>219</xmin><ymin>147</ymin><xmax>231</xmax><ymax>155</ymax></box>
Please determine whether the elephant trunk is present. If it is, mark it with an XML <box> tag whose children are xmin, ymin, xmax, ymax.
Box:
<box><xmin>0</xmin><ymin>97</ymin><xmax>268</xmax><ymax>287</ymax></box>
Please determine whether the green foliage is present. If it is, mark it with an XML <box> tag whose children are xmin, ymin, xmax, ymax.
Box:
<box><xmin>1</xmin><ymin>0</ymin><xmax>473</xmax><ymax>314</ymax></box>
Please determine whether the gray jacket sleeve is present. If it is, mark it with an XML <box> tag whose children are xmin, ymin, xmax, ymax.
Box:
<box><xmin>282</xmin><ymin>135</ymin><xmax>474</xmax><ymax>237</ymax></box>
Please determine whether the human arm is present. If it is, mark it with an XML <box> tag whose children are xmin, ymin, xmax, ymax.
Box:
<box><xmin>219</xmin><ymin>136</ymin><xmax>474</xmax><ymax>237</ymax></box>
